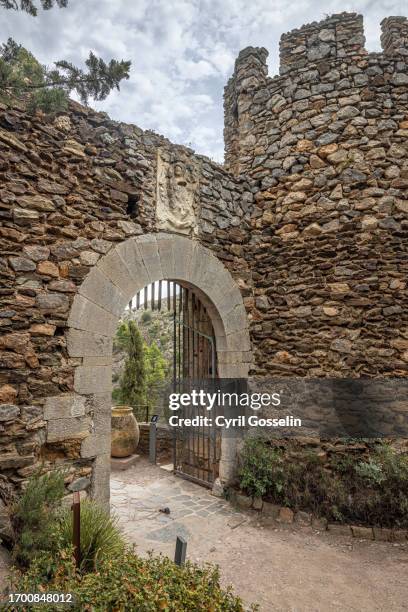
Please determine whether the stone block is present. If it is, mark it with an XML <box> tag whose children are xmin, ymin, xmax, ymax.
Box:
<box><xmin>44</xmin><ymin>394</ymin><xmax>86</xmax><ymax>420</ymax></box>
<box><xmin>97</xmin><ymin>248</ymin><xmax>138</xmax><ymax>302</ymax></box>
<box><xmin>88</xmin><ymin>394</ymin><xmax>111</xmax><ymax>434</ymax></box>
<box><xmin>74</xmin><ymin>366</ymin><xmax>112</xmax><ymax>394</ymax></box>
<box><xmin>172</xmin><ymin>235</ymin><xmax>193</xmax><ymax>281</ymax></box>
<box><xmin>66</xmin><ymin>329</ymin><xmax>112</xmax><ymax>358</ymax></box>
<box><xmin>328</xmin><ymin>523</ymin><xmax>352</xmax><ymax>536</ymax></box>
<box><xmin>115</xmin><ymin>239</ymin><xmax>150</xmax><ymax>288</ymax></box>
<box><xmin>223</xmin><ymin>304</ymin><xmax>249</xmax><ymax>336</ymax></box>
<box><xmin>68</xmin><ymin>295</ymin><xmax>117</xmax><ymax>336</ymax></box>
<box><xmin>156</xmin><ymin>233</ymin><xmax>176</xmax><ymax>279</ymax></box>
<box><xmin>47</xmin><ymin>417</ymin><xmax>91</xmax><ymax>443</ymax></box>
<box><xmin>79</xmin><ymin>267</ymin><xmax>127</xmax><ymax>317</ymax></box>
<box><xmin>135</xmin><ymin>235</ymin><xmax>163</xmax><ymax>282</ymax></box>
<box><xmin>91</xmin><ymin>453</ymin><xmax>111</xmax><ymax>508</ymax></box>
<box><xmin>111</xmin><ymin>454</ymin><xmax>140</xmax><ymax>471</ymax></box>
<box><xmin>351</xmin><ymin>525</ymin><xmax>374</xmax><ymax>540</ymax></box>
<box><xmin>81</xmin><ymin>433</ymin><xmax>110</xmax><ymax>458</ymax></box>
<box><xmin>225</xmin><ymin>330</ymin><xmax>252</xmax><ymax>353</ymax></box>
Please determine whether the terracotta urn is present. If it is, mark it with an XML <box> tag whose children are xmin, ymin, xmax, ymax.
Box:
<box><xmin>111</xmin><ymin>406</ymin><xmax>140</xmax><ymax>458</ymax></box>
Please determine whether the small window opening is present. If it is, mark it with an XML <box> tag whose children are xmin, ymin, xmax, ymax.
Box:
<box><xmin>126</xmin><ymin>194</ymin><xmax>139</xmax><ymax>218</ymax></box>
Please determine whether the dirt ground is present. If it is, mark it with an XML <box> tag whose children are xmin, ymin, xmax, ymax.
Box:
<box><xmin>111</xmin><ymin>457</ymin><xmax>408</xmax><ymax>612</ymax></box>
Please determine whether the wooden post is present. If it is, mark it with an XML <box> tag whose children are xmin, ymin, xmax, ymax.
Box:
<box><xmin>72</xmin><ymin>491</ymin><xmax>81</xmax><ymax>569</ymax></box>
<box><xmin>174</xmin><ymin>536</ymin><xmax>187</xmax><ymax>565</ymax></box>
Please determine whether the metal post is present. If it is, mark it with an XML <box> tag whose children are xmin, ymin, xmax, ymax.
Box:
<box><xmin>174</xmin><ymin>536</ymin><xmax>187</xmax><ymax>565</ymax></box>
<box><xmin>149</xmin><ymin>421</ymin><xmax>157</xmax><ymax>464</ymax></box>
<box><xmin>72</xmin><ymin>491</ymin><xmax>81</xmax><ymax>569</ymax></box>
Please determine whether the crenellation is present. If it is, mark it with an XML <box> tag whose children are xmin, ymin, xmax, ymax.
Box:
<box><xmin>279</xmin><ymin>13</ymin><xmax>366</xmax><ymax>75</ymax></box>
<box><xmin>381</xmin><ymin>16</ymin><xmax>408</xmax><ymax>56</ymax></box>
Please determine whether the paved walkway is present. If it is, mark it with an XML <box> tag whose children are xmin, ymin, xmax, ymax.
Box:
<box><xmin>111</xmin><ymin>458</ymin><xmax>408</xmax><ymax>612</ymax></box>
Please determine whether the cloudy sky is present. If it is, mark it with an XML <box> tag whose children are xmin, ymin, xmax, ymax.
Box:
<box><xmin>3</xmin><ymin>0</ymin><xmax>407</xmax><ymax>161</ymax></box>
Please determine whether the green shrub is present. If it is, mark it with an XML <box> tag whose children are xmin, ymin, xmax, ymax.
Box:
<box><xmin>54</xmin><ymin>501</ymin><xmax>125</xmax><ymax>573</ymax></box>
<box><xmin>11</xmin><ymin>470</ymin><xmax>65</xmax><ymax>567</ymax></box>
<box><xmin>238</xmin><ymin>439</ymin><xmax>408</xmax><ymax>528</ymax></box>
<box><xmin>238</xmin><ymin>437</ymin><xmax>277</xmax><ymax>498</ymax></box>
<box><xmin>10</xmin><ymin>549</ymin><xmax>252</xmax><ymax>611</ymax></box>
<box><xmin>141</xmin><ymin>310</ymin><xmax>152</xmax><ymax>323</ymax></box>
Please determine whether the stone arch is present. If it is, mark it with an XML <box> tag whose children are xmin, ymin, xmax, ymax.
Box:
<box><xmin>65</xmin><ymin>233</ymin><xmax>252</xmax><ymax>505</ymax></box>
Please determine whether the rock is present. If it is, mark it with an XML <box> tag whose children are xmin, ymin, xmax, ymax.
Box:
<box><xmin>0</xmin><ymin>385</ymin><xmax>17</xmax><ymax>404</ymax></box>
<box><xmin>295</xmin><ymin>510</ymin><xmax>311</xmax><ymax>525</ymax></box>
<box><xmin>17</xmin><ymin>195</ymin><xmax>55</xmax><ymax>211</ymax></box>
<box><xmin>29</xmin><ymin>323</ymin><xmax>56</xmax><ymax>336</ymax></box>
<box><xmin>13</xmin><ymin>207</ymin><xmax>40</xmax><ymax>222</ymax></box>
<box><xmin>262</xmin><ymin>502</ymin><xmax>280</xmax><ymax>519</ymax></box>
<box><xmin>68</xmin><ymin>476</ymin><xmax>91</xmax><ymax>492</ymax></box>
<box><xmin>0</xmin><ymin>129</ymin><xmax>27</xmax><ymax>152</ymax></box>
<box><xmin>211</xmin><ymin>478</ymin><xmax>224</xmax><ymax>498</ymax></box>
<box><xmin>0</xmin><ymin>404</ymin><xmax>20</xmax><ymax>421</ymax></box>
<box><xmin>36</xmin><ymin>292</ymin><xmax>70</xmax><ymax>314</ymax></box>
<box><xmin>253</xmin><ymin>496</ymin><xmax>263</xmax><ymax>511</ymax></box>
<box><xmin>80</xmin><ymin>250</ymin><xmax>100</xmax><ymax>265</ymax></box>
<box><xmin>351</xmin><ymin>525</ymin><xmax>374</xmax><ymax>540</ymax></box>
<box><xmin>9</xmin><ymin>257</ymin><xmax>36</xmax><ymax>272</ymax></box>
<box><xmin>277</xmin><ymin>507</ymin><xmax>294</xmax><ymax>524</ymax></box>
<box><xmin>22</xmin><ymin>245</ymin><xmax>50</xmax><ymax>261</ymax></box>
<box><xmin>37</xmin><ymin>261</ymin><xmax>59</xmax><ymax>277</ymax></box>
<box><xmin>235</xmin><ymin>493</ymin><xmax>252</xmax><ymax>509</ymax></box>
<box><xmin>54</xmin><ymin>115</ymin><xmax>71</xmax><ymax>132</ymax></box>
<box><xmin>0</xmin><ymin>453</ymin><xmax>33</xmax><ymax>469</ymax></box>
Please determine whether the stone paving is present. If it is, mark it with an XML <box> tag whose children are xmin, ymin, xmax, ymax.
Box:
<box><xmin>110</xmin><ymin>459</ymin><xmax>246</xmax><ymax>559</ymax></box>
<box><xmin>111</xmin><ymin>457</ymin><xmax>408</xmax><ymax>612</ymax></box>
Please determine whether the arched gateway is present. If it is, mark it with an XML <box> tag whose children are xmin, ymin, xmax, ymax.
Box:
<box><xmin>66</xmin><ymin>233</ymin><xmax>251</xmax><ymax>506</ymax></box>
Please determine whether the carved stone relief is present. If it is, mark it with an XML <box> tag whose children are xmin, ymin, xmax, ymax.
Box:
<box><xmin>156</xmin><ymin>149</ymin><xmax>200</xmax><ymax>234</ymax></box>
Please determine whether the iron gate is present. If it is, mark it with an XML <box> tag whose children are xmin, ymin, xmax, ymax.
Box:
<box><xmin>130</xmin><ymin>281</ymin><xmax>220</xmax><ymax>487</ymax></box>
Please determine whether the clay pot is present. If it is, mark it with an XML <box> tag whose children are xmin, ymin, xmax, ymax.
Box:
<box><xmin>111</xmin><ymin>406</ymin><xmax>140</xmax><ymax>458</ymax></box>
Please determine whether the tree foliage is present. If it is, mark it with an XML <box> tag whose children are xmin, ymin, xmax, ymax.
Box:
<box><xmin>0</xmin><ymin>37</ymin><xmax>131</xmax><ymax>112</ymax></box>
<box><xmin>1</xmin><ymin>0</ymin><xmax>68</xmax><ymax>16</ymax></box>
<box><xmin>114</xmin><ymin>321</ymin><xmax>146</xmax><ymax>407</ymax></box>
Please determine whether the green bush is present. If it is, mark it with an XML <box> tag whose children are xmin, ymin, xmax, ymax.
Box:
<box><xmin>10</xmin><ymin>549</ymin><xmax>252</xmax><ymax>611</ymax></box>
<box><xmin>11</xmin><ymin>470</ymin><xmax>65</xmax><ymax>567</ymax></box>
<box><xmin>238</xmin><ymin>438</ymin><xmax>408</xmax><ymax>527</ymax></box>
<box><xmin>54</xmin><ymin>501</ymin><xmax>125</xmax><ymax>573</ymax></box>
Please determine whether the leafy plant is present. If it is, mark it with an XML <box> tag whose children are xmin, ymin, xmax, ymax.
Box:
<box><xmin>11</xmin><ymin>469</ymin><xmax>65</xmax><ymax>567</ymax></box>
<box><xmin>238</xmin><ymin>439</ymin><xmax>408</xmax><ymax>528</ymax></box>
<box><xmin>54</xmin><ymin>500</ymin><xmax>125</xmax><ymax>573</ymax></box>
<box><xmin>238</xmin><ymin>437</ymin><xmax>277</xmax><ymax>498</ymax></box>
<box><xmin>11</xmin><ymin>548</ymin><xmax>253</xmax><ymax>611</ymax></box>
<box><xmin>115</xmin><ymin>320</ymin><xmax>146</xmax><ymax>407</ymax></box>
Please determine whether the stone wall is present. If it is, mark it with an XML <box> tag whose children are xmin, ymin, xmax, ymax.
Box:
<box><xmin>1</xmin><ymin>11</ymin><xmax>407</xmax><ymax>505</ymax></box>
<box><xmin>0</xmin><ymin>98</ymin><xmax>252</xmax><ymax>501</ymax></box>
<box><xmin>224</xmin><ymin>12</ymin><xmax>408</xmax><ymax>377</ymax></box>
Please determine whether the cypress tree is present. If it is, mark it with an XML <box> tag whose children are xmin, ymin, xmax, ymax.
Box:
<box><xmin>117</xmin><ymin>321</ymin><xmax>146</xmax><ymax>408</ymax></box>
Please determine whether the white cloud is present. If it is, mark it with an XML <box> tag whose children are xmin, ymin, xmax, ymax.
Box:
<box><xmin>2</xmin><ymin>0</ymin><xmax>407</xmax><ymax>161</ymax></box>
